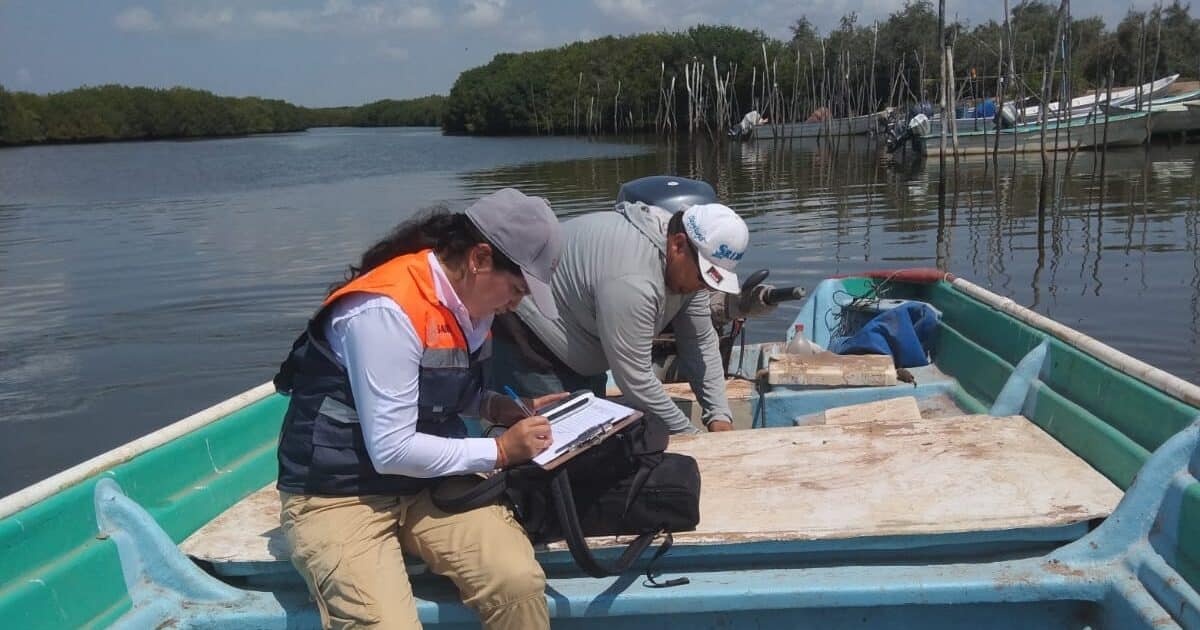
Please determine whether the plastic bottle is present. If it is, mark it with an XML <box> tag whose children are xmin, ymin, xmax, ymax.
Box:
<box><xmin>785</xmin><ymin>323</ymin><xmax>826</xmax><ymax>355</ymax></box>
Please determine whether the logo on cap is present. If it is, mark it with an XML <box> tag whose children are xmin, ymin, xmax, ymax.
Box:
<box><xmin>711</xmin><ymin>244</ymin><xmax>744</xmax><ymax>261</ymax></box>
<box><xmin>685</xmin><ymin>215</ymin><xmax>707</xmax><ymax>243</ymax></box>
<box><xmin>706</xmin><ymin>266</ymin><xmax>725</xmax><ymax>283</ymax></box>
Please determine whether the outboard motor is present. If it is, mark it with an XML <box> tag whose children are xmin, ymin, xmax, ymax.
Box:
<box><xmin>997</xmin><ymin>102</ymin><xmax>1019</xmax><ymax>129</ymax></box>
<box><xmin>617</xmin><ymin>175</ymin><xmax>718</xmax><ymax>212</ymax></box>
<box><xmin>885</xmin><ymin>113</ymin><xmax>931</xmax><ymax>155</ymax></box>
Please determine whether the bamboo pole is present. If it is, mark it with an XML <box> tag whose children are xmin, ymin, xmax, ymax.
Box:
<box><xmin>1100</xmin><ymin>66</ymin><xmax>1113</xmax><ymax>199</ymax></box>
<box><xmin>612</xmin><ymin>80</ymin><xmax>621</xmax><ymax>134</ymax></box>
<box><xmin>938</xmin><ymin>0</ymin><xmax>947</xmax><ymax>162</ymax></box>
<box><xmin>993</xmin><ymin>33</ymin><xmax>1004</xmax><ymax>161</ymax></box>
<box><xmin>948</xmin><ymin>47</ymin><xmax>959</xmax><ymax>157</ymax></box>
<box><xmin>574</xmin><ymin>72</ymin><xmax>582</xmax><ymax>135</ymax></box>
<box><xmin>870</xmin><ymin>22</ymin><xmax>879</xmax><ymax>115</ymax></box>
<box><xmin>1147</xmin><ymin>1</ymin><xmax>1163</xmax><ymax>141</ymax></box>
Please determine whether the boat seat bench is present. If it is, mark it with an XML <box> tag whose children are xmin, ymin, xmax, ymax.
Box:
<box><xmin>181</xmin><ymin>415</ymin><xmax>1122</xmax><ymax>581</ymax></box>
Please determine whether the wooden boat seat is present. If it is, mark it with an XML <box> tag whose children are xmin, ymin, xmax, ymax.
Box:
<box><xmin>181</xmin><ymin>415</ymin><xmax>1123</xmax><ymax>577</ymax></box>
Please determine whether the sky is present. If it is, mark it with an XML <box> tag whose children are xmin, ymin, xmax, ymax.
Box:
<box><xmin>0</xmin><ymin>0</ymin><xmax>1168</xmax><ymax>107</ymax></box>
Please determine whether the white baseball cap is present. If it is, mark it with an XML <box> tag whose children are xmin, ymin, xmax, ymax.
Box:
<box><xmin>681</xmin><ymin>203</ymin><xmax>749</xmax><ymax>294</ymax></box>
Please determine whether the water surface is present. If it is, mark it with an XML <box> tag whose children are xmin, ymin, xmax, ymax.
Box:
<box><xmin>2</xmin><ymin>127</ymin><xmax>1198</xmax><ymax>495</ymax></box>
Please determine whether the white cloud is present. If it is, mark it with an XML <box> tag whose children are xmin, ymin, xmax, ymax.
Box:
<box><xmin>170</xmin><ymin>8</ymin><xmax>235</xmax><ymax>33</ymax></box>
<box><xmin>247</xmin><ymin>1</ymin><xmax>441</xmax><ymax>34</ymax></box>
<box><xmin>461</xmin><ymin>0</ymin><xmax>507</xmax><ymax>28</ymax></box>
<box><xmin>593</xmin><ymin>0</ymin><xmax>659</xmax><ymax>26</ymax></box>
<box><xmin>251</xmin><ymin>9</ymin><xmax>317</xmax><ymax>33</ymax></box>
<box><xmin>114</xmin><ymin>6</ymin><xmax>161</xmax><ymax>33</ymax></box>
<box><xmin>591</xmin><ymin>0</ymin><xmax>714</xmax><ymax>30</ymax></box>
<box><xmin>397</xmin><ymin>5</ymin><xmax>441</xmax><ymax>29</ymax></box>
<box><xmin>375</xmin><ymin>44</ymin><xmax>410</xmax><ymax>61</ymax></box>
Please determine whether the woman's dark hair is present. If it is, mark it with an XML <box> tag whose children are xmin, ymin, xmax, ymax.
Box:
<box><xmin>330</xmin><ymin>207</ymin><xmax>520</xmax><ymax>294</ymax></box>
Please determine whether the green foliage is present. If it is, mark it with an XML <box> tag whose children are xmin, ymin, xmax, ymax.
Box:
<box><xmin>0</xmin><ymin>85</ymin><xmax>446</xmax><ymax>146</ymax></box>
<box><xmin>349</xmin><ymin>95</ymin><xmax>446</xmax><ymax>126</ymax></box>
<box><xmin>444</xmin><ymin>1</ymin><xmax>1200</xmax><ymax>135</ymax></box>
<box><xmin>444</xmin><ymin>27</ymin><xmax>776</xmax><ymax>135</ymax></box>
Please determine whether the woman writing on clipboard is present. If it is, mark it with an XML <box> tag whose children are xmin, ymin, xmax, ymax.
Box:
<box><xmin>273</xmin><ymin>188</ymin><xmax>566</xmax><ymax>629</ymax></box>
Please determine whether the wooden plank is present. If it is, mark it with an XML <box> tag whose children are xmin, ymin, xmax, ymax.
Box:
<box><xmin>822</xmin><ymin>396</ymin><xmax>923</xmax><ymax>425</ymax></box>
<box><xmin>605</xmin><ymin>377</ymin><xmax>756</xmax><ymax>401</ymax></box>
<box><xmin>661</xmin><ymin>417</ymin><xmax>1122</xmax><ymax>544</ymax></box>
<box><xmin>183</xmin><ymin>416</ymin><xmax>1122</xmax><ymax>567</ymax></box>
<box><xmin>607</xmin><ymin>377</ymin><xmax>758</xmax><ymax>431</ymax></box>
<box><xmin>768</xmin><ymin>353</ymin><xmax>897</xmax><ymax>387</ymax></box>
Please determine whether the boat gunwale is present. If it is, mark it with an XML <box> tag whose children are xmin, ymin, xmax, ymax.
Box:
<box><xmin>0</xmin><ymin>382</ymin><xmax>276</xmax><ymax>520</ymax></box>
<box><xmin>948</xmin><ymin>276</ymin><xmax>1200</xmax><ymax>408</ymax></box>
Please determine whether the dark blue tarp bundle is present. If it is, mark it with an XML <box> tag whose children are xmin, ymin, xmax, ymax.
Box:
<box><xmin>830</xmin><ymin>302</ymin><xmax>940</xmax><ymax>368</ymax></box>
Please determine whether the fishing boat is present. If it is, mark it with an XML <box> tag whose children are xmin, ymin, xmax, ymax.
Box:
<box><xmin>2</xmin><ymin>268</ymin><xmax>1198</xmax><ymax>629</ymax></box>
<box><xmin>1018</xmin><ymin>74</ymin><xmax>1179</xmax><ymax>121</ymax></box>
<box><xmin>917</xmin><ymin>110</ymin><xmax>1152</xmax><ymax>157</ymax></box>
<box><xmin>753</xmin><ymin>112</ymin><xmax>880</xmax><ymax>139</ymax></box>
<box><xmin>1109</xmin><ymin>89</ymin><xmax>1200</xmax><ymax>136</ymax></box>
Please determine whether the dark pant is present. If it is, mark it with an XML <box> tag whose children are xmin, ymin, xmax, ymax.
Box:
<box><xmin>489</xmin><ymin>314</ymin><xmax>608</xmax><ymax>399</ymax></box>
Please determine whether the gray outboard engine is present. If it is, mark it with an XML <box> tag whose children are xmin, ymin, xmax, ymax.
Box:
<box><xmin>617</xmin><ymin>175</ymin><xmax>717</xmax><ymax>212</ymax></box>
<box><xmin>885</xmin><ymin>113</ymin><xmax>931</xmax><ymax>155</ymax></box>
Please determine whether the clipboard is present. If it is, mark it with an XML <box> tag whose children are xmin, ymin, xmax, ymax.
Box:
<box><xmin>532</xmin><ymin>392</ymin><xmax>643</xmax><ymax>471</ymax></box>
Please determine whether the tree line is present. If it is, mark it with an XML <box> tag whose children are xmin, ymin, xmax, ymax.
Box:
<box><xmin>0</xmin><ymin>85</ymin><xmax>446</xmax><ymax>146</ymax></box>
<box><xmin>5</xmin><ymin>1</ymin><xmax>1198</xmax><ymax>144</ymax></box>
<box><xmin>443</xmin><ymin>0</ymin><xmax>1200</xmax><ymax>135</ymax></box>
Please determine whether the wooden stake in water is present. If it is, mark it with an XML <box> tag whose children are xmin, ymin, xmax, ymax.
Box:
<box><xmin>938</xmin><ymin>0</ymin><xmax>947</xmax><ymax>163</ymax></box>
<box><xmin>1147</xmin><ymin>1</ymin><xmax>1164</xmax><ymax>142</ymax></box>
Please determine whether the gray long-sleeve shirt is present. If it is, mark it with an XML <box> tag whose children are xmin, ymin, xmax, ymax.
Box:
<box><xmin>515</xmin><ymin>202</ymin><xmax>733</xmax><ymax>433</ymax></box>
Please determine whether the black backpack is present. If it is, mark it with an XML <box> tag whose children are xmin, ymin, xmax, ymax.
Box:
<box><xmin>433</xmin><ymin>416</ymin><xmax>700</xmax><ymax>584</ymax></box>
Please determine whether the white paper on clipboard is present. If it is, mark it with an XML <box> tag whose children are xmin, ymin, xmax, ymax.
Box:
<box><xmin>532</xmin><ymin>394</ymin><xmax>638</xmax><ymax>466</ymax></box>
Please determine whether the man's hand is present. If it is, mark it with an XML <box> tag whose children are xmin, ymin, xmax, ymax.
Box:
<box><xmin>706</xmin><ymin>419</ymin><xmax>734</xmax><ymax>432</ymax></box>
<box><xmin>488</xmin><ymin>391</ymin><xmax>570</xmax><ymax>426</ymax></box>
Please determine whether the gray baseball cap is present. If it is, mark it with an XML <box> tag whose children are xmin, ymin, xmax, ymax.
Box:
<box><xmin>465</xmin><ymin>188</ymin><xmax>563</xmax><ymax>319</ymax></box>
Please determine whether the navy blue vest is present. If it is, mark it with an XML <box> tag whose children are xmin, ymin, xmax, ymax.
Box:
<box><xmin>274</xmin><ymin>306</ymin><xmax>490</xmax><ymax>496</ymax></box>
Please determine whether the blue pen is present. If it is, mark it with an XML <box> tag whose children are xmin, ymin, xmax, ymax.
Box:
<box><xmin>503</xmin><ymin>386</ymin><xmax>536</xmax><ymax>417</ymax></box>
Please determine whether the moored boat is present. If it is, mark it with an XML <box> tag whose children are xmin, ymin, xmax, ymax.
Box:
<box><xmin>1</xmin><ymin>269</ymin><xmax>1197</xmax><ymax>629</ymax></box>
<box><xmin>753</xmin><ymin>112</ymin><xmax>880</xmax><ymax>139</ymax></box>
<box><xmin>1116</xmin><ymin>89</ymin><xmax>1200</xmax><ymax>135</ymax></box>
<box><xmin>919</xmin><ymin>111</ymin><xmax>1151</xmax><ymax>157</ymax></box>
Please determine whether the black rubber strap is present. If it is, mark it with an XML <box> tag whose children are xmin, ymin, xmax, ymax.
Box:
<box><xmin>431</xmin><ymin>472</ymin><xmax>509</xmax><ymax>513</ymax></box>
<box><xmin>551</xmin><ymin>471</ymin><xmax>658</xmax><ymax>578</ymax></box>
<box><xmin>642</xmin><ymin>532</ymin><xmax>690</xmax><ymax>588</ymax></box>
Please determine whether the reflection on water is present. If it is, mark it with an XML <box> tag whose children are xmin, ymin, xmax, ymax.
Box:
<box><xmin>1</xmin><ymin>128</ymin><xmax>1197</xmax><ymax>495</ymax></box>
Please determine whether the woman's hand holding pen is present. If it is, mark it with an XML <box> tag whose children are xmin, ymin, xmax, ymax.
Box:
<box><xmin>496</xmin><ymin>416</ymin><xmax>554</xmax><ymax>466</ymax></box>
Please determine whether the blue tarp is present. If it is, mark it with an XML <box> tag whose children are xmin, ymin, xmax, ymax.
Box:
<box><xmin>974</xmin><ymin>99</ymin><xmax>997</xmax><ymax>119</ymax></box>
<box><xmin>830</xmin><ymin>301</ymin><xmax>941</xmax><ymax>368</ymax></box>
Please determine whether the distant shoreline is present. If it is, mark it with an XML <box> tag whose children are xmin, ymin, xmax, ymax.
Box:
<box><xmin>0</xmin><ymin>124</ymin><xmax>440</xmax><ymax>149</ymax></box>
<box><xmin>0</xmin><ymin>84</ymin><xmax>445</xmax><ymax>147</ymax></box>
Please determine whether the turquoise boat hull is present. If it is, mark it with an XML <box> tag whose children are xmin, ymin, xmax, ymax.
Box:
<box><xmin>2</xmin><ymin>270</ymin><xmax>1197</xmax><ymax>628</ymax></box>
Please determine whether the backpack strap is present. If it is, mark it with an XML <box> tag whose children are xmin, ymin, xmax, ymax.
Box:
<box><xmin>550</xmin><ymin>471</ymin><xmax>660</xmax><ymax>578</ymax></box>
<box><xmin>431</xmin><ymin>472</ymin><xmax>510</xmax><ymax>513</ymax></box>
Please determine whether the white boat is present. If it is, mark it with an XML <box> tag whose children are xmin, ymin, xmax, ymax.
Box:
<box><xmin>920</xmin><ymin>111</ymin><xmax>1151</xmax><ymax>157</ymax></box>
<box><xmin>1019</xmin><ymin>74</ymin><xmax>1178</xmax><ymax>121</ymax></box>
<box><xmin>1111</xmin><ymin>89</ymin><xmax>1200</xmax><ymax>135</ymax></box>
<box><xmin>753</xmin><ymin>112</ymin><xmax>880</xmax><ymax>139</ymax></box>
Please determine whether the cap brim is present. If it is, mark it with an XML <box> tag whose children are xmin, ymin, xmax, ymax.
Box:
<box><xmin>523</xmin><ymin>270</ymin><xmax>559</xmax><ymax>319</ymax></box>
<box><xmin>697</xmin><ymin>256</ymin><xmax>740</xmax><ymax>294</ymax></box>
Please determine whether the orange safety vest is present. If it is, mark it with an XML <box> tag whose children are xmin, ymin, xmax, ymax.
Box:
<box><xmin>323</xmin><ymin>250</ymin><xmax>476</xmax><ymax>357</ymax></box>
<box><xmin>275</xmin><ymin>250</ymin><xmax>490</xmax><ymax>496</ymax></box>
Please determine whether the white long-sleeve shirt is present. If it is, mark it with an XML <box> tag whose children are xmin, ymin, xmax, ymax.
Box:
<box><xmin>324</xmin><ymin>252</ymin><xmax>499</xmax><ymax>478</ymax></box>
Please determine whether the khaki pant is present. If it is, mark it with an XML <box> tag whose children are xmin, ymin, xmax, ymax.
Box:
<box><xmin>280</xmin><ymin>479</ymin><xmax>549</xmax><ymax>630</ymax></box>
